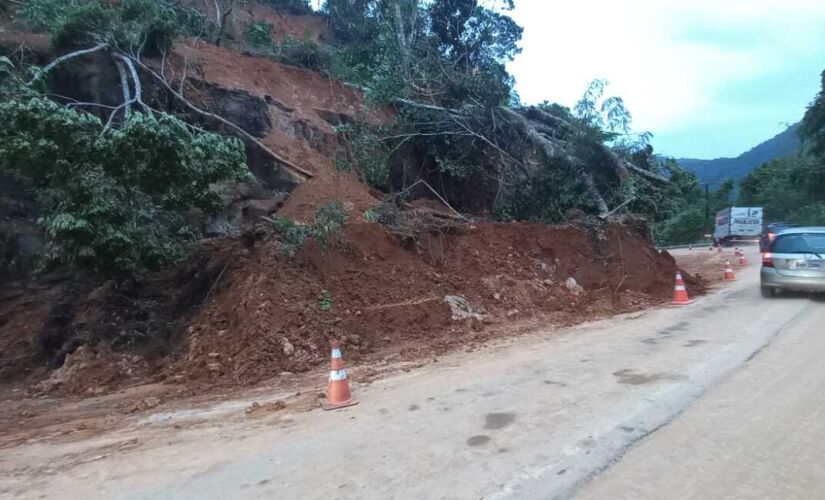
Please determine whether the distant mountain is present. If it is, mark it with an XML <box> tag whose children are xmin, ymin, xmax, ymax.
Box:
<box><xmin>677</xmin><ymin>123</ymin><xmax>802</xmax><ymax>189</ymax></box>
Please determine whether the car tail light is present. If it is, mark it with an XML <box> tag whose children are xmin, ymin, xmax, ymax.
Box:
<box><xmin>762</xmin><ymin>253</ymin><xmax>774</xmax><ymax>268</ymax></box>
<box><xmin>768</xmin><ymin>232</ymin><xmax>777</xmax><ymax>241</ymax></box>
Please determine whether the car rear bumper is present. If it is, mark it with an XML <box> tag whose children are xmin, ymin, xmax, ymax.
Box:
<box><xmin>761</xmin><ymin>267</ymin><xmax>825</xmax><ymax>292</ymax></box>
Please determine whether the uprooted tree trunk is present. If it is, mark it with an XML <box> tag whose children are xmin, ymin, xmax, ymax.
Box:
<box><xmin>393</xmin><ymin>98</ymin><xmax>668</xmax><ymax>217</ymax></box>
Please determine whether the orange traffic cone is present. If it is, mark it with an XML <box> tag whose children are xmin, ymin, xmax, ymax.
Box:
<box><xmin>739</xmin><ymin>252</ymin><xmax>748</xmax><ymax>265</ymax></box>
<box><xmin>723</xmin><ymin>260</ymin><xmax>737</xmax><ymax>281</ymax></box>
<box><xmin>321</xmin><ymin>341</ymin><xmax>358</xmax><ymax>410</ymax></box>
<box><xmin>672</xmin><ymin>272</ymin><xmax>693</xmax><ymax>305</ymax></box>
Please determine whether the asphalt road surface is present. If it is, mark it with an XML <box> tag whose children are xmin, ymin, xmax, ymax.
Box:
<box><xmin>4</xmin><ymin>247</ymin><xmax>825</xmax><ymax>499</ymax></box>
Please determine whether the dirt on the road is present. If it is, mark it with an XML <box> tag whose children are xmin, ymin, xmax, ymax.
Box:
<box><xmin>3</xmin><ymin>252</ymin><xmax>801</xmax><ymax>500</ymax></box>
<box><xmin>675</xmin><ymin>246</ymin><xmax>754</xmax><ymax>286</ymax></box>
<box><xmin>173</xmin><ymin>220</ymin><xmax>690</xmax><ymax>389</ymax></box>
<box><xmin>0</xmin><ymin>220</ymin><xmax>707</xmax><ymax>443</ymax></box>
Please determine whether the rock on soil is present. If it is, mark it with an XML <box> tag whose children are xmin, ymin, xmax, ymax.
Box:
<box><xmin>444</xmin><ymin>295</ymin><xmax>484</xmax><ymax>321</ymax></box>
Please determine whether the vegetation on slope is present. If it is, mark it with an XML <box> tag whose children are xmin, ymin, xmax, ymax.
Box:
<box><xmin>14</xmin><ymin>0</ymin><xmax>818</xmax><ymax>269</ymax></box>
<box><xmin>1</xmin><ymin>0</ymin><xmax>248</xmax><ymax>278</ymax></box>
<box><xmin>0</xmin><ymin>0</ymin><xmax>689</xmax><ymax>277</ymax></box>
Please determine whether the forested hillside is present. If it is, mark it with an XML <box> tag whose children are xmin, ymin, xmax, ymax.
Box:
<box><xmin>678</xmin><ymin>123</ymin><xmax>801</xmax><ymax>189</ymax></box>
<box><xmin>0</xmin><ymin>0</ymin><xmax>676</xmax><ymax>280</ymax></box>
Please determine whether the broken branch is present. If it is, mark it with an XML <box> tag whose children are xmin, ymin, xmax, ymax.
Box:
<box><xmin>130</xmin><ymin>55</ymin><xmax>314</xmax><ymax>180</ymax></box>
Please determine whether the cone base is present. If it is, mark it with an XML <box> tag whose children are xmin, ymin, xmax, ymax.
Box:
<box><xmin>320</xmin><ymin>398</ymin><xmax>359</xmax><ymax>410</ymax></box>
<box><xmin>670</xmin><ymin>299</ymin><xmax>695</xmax><ymax>306</ymax></box>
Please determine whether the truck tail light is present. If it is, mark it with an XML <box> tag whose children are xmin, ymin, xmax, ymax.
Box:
<box><xmin>762</xmin><ymin>253</ymin><xmax>774</xmax><ymax>268</ymax></box>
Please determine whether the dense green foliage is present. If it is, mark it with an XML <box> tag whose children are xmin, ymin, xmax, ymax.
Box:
<box><xmin>2</xmin><ymin>1</ymin><xmax>246</xmax><ymax>278</ymax></box>
<box><xmin>275</xmin><ymin>37</ymin><xmax>334</xmax><ymax>72</ymax></box>
<box><xmin>322</xmin><ymin>0</ymin><xmax>521</xmax><ymax>106</ymax></box>
<box><xmin>320</xmin><ymin>2</ymin><xmax>674</xmax><ymax>225</ymax></box>
<box><xmin>334</xmin><ymin>122</ymin><xmax>390</xmax><ymax>189</ymax></box>
<box><xmin>241</xmin><ymin>23</ymin><xmax>335</xmax><ymax>74</ymax></box>
<box><xmin>739</xmin><ymin>156</ymin><xmax>825</xmax><ymax>225</ymax></box>
<box><xmin>0</xmin><ymin>97</ymin><xmax>247</xmax><ymax>276</ymax></box>
<box><xmin>19</xmin><ymin>0</ymin><xmax>212</xmax><ymax>52</ymax></box>
<box><xmin>244</xmin><ymin>21</ymin><xmax>274</xmax><ymax>50</ymax></box>
<box><xmin>271</xmin><ymin>201</ymin><xmax>349</xmax><ymax>253</ymax></box>
<box><xmin>651</xmin><ymin>161</ymin><xmax>740</xmax><ymax>245</ymax></box>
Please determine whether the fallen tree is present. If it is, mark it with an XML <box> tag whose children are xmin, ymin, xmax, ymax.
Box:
<box><xmin>381</xmin><ymin>96</ymin><xmax>668</xmax><ymax>220</ymax></box>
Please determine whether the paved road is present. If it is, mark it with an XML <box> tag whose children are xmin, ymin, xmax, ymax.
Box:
<box><xmin>4</xmin><ymin>248</ymin><xmax>825</xmax><ymax>499</ymax></box>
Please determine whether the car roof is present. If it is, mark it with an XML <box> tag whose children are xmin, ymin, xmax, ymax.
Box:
<box><xmin>774</xmin><ymin>227</ymin><xmax>825</xmax><ymax>235</ymax></box>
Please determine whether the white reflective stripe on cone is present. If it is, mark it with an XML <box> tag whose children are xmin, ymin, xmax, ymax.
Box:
<box><xmin>675</xmin><ymin>286</ymin><xmax>686</xmax><ymax>291</ymax></box>
<box><xmin>329</xmin><ymin>369</ymin><xmax>348</xmax><ymax>381</ymax></box>
<box><xmin>331</xmin><ymin>348</ymin><xmax>342</xmax><ymax>359</ymax></box>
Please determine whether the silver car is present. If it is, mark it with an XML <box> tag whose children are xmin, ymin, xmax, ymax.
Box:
<box><xmin>761</xmin><ymin>227</ymin><xmax>825</xmax><ymax>297</ymax></box>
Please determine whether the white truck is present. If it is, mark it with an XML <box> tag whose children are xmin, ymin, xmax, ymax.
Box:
<box><xmin>713</xmin><ymin>206</ymin><xmax>764</xmax><ymax>245</ymax></box>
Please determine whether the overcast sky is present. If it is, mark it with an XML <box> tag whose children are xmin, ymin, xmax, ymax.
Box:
<box><xmin>507</xmin><ymin>0</ymin><xmax>825</xmax><ymax>159</ymax></box>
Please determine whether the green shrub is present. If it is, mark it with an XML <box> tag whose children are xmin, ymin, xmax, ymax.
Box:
<box><xmin>334</xmin><ymin>122</ymin><xmax>390</xmax><ymax>190</ymax></box>
<box><xmin>244</xmin><ymin>21</ymin><xmax>273</xmax><ymax>51</ymax></box>
<box><xmin>311</xmin><ymin>201</ymin><xmax>348</xmax><ymax>252</ymax></box>
<box><xmin>19</xmin><ymin>0</ymin><xmax>208</xmax><ymax>52</ymax></box>
<box><xmin>493</xmin><ymin>158</ymin><xmax>586</xmax><ymax>223</ymax></box>
<box><xmin>653</xmin><ymin>209</ymin><xmax>706</xmax><ymax>246</ymax></box>
<box><xmin>0</xmin><ymin>98</ymin><xmax>248</xmax><ymax>277</ymax></box>
<box><xmin>319</xmin><ymin>289</ymin><xmax>332</xmax><ymax>311</ymax></box>
<box><xmin>271</xmin><ymin>216</ymin><xmax>308</xmax><ymax>247</ymax></box>
<box><xmin>274</xmin><ymin>37</ymin><xmax>333</xmax><ymax>73</ymax></box>
<box><xmin>788</xmin><ymin>203</ymin><xmax>825</xmax><ymax>226</ymax></box>
<box><xmin>271</xmin><ymin>201</ymin><xmax>348</xmax><ymax>254</ymax></box>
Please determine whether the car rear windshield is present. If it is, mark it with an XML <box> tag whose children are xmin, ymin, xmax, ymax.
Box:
<box><xmin>770</xmin><ymin>233</ymin><xmax>825</xmax><ymax>254</ymax></box>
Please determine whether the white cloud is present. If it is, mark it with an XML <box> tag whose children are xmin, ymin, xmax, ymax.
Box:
<box><xmin>507</xmin><ymin>0</ymin><xmax>825</xmax><ymax>157</ymax></box>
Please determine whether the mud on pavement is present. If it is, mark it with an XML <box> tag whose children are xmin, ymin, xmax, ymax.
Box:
<box><xmin>0</xmin><ymin>217</ymin><xmax>707</xmax><ymax>442</ymax></box>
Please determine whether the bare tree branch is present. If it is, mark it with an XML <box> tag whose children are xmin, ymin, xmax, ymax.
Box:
<box><xmin>114</xmin><ymin>54</ymin><xmax>152</xmax><ymax>116</ymax></box>
<box><xmin>130</xmin><ymin>55</ymin><xmax>314</xmax><ymax>180</ymax></box>
<box><xmin>29</xmin><ymin>43</ymin><xmax>109</xmax><ymax>84</ymax></box>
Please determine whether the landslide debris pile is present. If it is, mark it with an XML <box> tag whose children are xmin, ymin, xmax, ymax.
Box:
<box><xmin>174</xmin><ymin>216</ymin><xmax>684</xmax><ymax>387</ymax></box>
